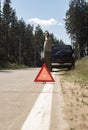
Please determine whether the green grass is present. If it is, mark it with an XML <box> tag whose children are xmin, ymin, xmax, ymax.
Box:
<box><xmin>0</xmin><ymin>62</ymin><xmax>29</xmax><ymax>70</ymax></box>
<box><xmin>63</xmin><ymin>56</ymin><xmax>88</xmax><ymax>84</ymax></box>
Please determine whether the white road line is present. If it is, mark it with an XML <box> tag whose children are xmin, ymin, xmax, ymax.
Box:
<box><xmin>21</xmin><ymin>75</ymin><xmax>55</xmax><ymax>130</ymax></box>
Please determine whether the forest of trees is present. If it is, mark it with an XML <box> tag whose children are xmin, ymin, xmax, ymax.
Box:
<box><xmin>65</xmin><ymin>0</ymin><xmax>88</xmax><ymax>58</ymax></box>
<box><xmin>0</xmin><ymin>0</ymin><xmax>64</xmax><ymax>68</ymax></box>
<box><xmin>0</xmin><ymin>0</ymin><xmax>88</xmax><ymax>68</ymax></box>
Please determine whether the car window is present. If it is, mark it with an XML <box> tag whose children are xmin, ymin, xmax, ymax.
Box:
<box><xmin>52</xmin><ymin>44</ymin><xmax>73</xmax><ymax>54</ymax></box>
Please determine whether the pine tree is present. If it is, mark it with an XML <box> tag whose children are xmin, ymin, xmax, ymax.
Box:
<box><xmin>65</xmin><ymin>0</ymin><xmax>87</xmax><ymax>58</ymax></box>
<box><xmin>2</xmin><ymin>0</ymin><xmax>12</xmax><ymax>58</ymax></box>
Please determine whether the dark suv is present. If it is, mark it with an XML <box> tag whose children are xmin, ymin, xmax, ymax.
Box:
<box><xmin>51</xmin><ymin>44</ymin><xmax>75</xmax><ymax>70</ymax></box>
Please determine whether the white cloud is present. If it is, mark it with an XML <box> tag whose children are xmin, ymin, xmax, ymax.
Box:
<box><xmin>27</xmin><ymin>18</ymin><xmax>62</xmax><ymax>26</ymax></box>
<box><xmin>57</xmin><ymin>22</ymin><xmax>63</xmax><ymax>26</ymax></box>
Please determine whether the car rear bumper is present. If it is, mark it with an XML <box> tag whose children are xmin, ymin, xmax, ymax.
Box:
<box><xmin>51</xmin><ymin>63</ymin><xmax>72</xmax><ymax>68</ymax></box>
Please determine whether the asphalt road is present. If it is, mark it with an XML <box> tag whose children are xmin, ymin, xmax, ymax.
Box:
<box><xmin>0</xmin><ymin>68</ymin><xmax>69</xmax><ymax>130</ymax></box>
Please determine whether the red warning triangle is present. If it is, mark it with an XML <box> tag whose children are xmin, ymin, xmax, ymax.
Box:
<box><xmin>34</xmin><ymin>63</ymin><xmax>55</xmax><ymax>82</ymax></box>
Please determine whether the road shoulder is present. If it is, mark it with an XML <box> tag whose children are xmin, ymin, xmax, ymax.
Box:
<box><xmin>50</xmin><ymin>73</ymin><xmax>69</xmax><ymax>130</ymax></box>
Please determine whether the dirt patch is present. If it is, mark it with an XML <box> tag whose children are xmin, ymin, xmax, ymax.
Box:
<box><xmin>59</xmin><ymin>75</ymin><xmax>88</xmax><ymax>130</ymax></box>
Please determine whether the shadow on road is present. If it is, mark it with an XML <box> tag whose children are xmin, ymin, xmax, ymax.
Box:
<box><xmin>52</xmin><ymin>68</ymin><xmax>69</xmax><ymax>75</ymax></box>
<box><xmin>0</xmin><ymin>70</ymin><xmax>13</xmax><ymax>73</ymax></box>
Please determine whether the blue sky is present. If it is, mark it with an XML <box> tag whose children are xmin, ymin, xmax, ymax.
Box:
<box><xmin>1</xmin><ymin>0</ymin><xmax>71</xmax><ymax>44</ymax></box>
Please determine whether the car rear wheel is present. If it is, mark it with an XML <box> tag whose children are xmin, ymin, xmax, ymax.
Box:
<box><xmin>68</xmin><ymin>65</ymin><xmax>72</xmax><ymax>70</ymax></box>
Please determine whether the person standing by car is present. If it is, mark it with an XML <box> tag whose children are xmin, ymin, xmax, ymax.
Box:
<box><xmin>44</xmin><ymin>31</ymin><xmax>52</xmax><ymax>71</ymax></box>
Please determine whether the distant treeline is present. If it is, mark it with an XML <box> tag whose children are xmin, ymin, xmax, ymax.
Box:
<box><xmin>0</xmin><ymin>0</ymin><xmax>88</xmax><ymax>68</ymax></box>
<box><xmin>0</xmin><ymin>0</ymin><xmax>65</xmax><ymax>67</ymax></box>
